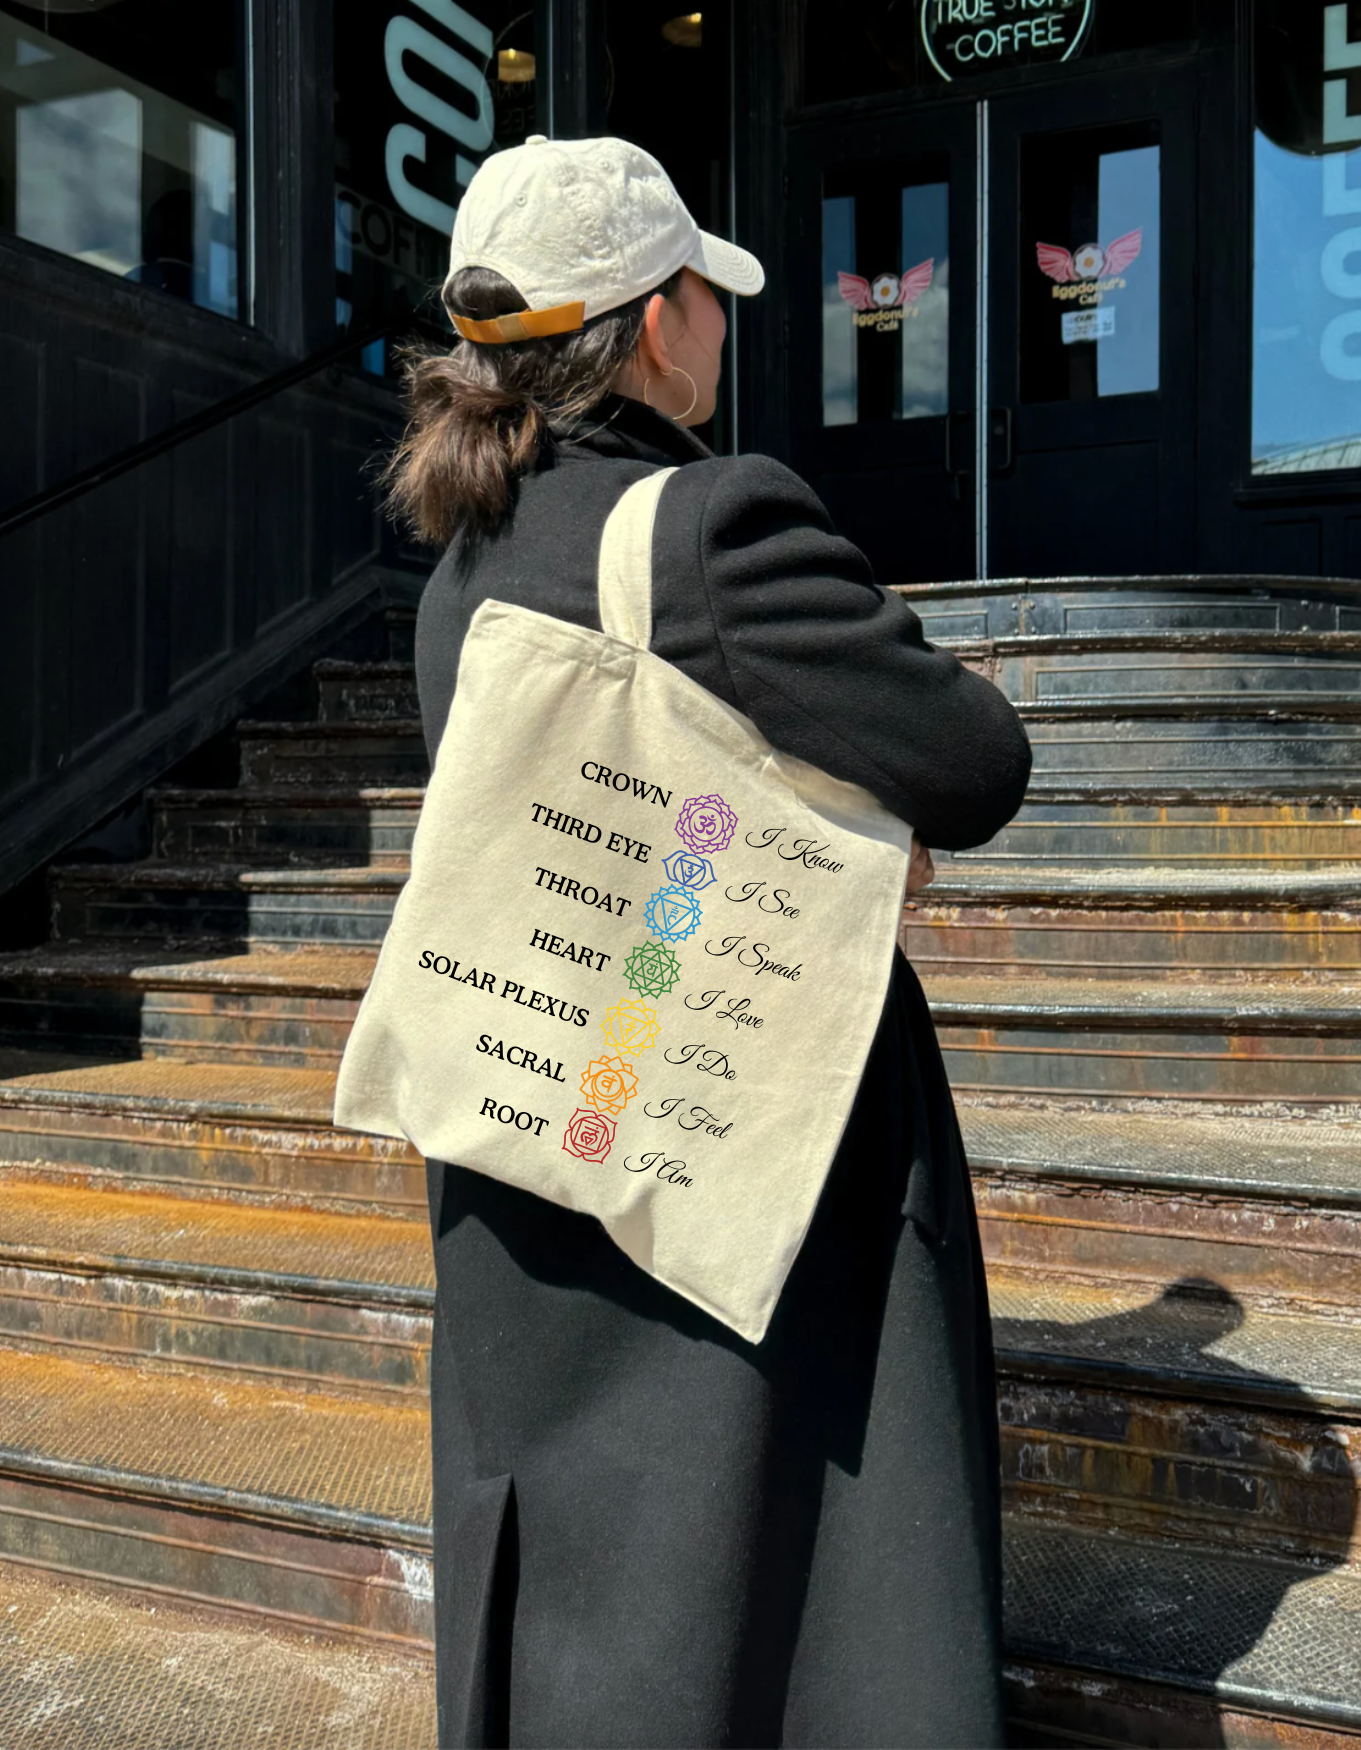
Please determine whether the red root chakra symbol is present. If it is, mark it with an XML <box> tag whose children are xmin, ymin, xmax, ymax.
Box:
<box><xmin>563</xmin><ymin>1107</ymin><xmax>616</xmax><ymax>1163</ymax></box>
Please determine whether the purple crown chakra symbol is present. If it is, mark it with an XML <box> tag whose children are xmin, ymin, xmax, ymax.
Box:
<box><xmin>674</xmin><ymin>794</ymin><xmax>738</xmax><ymax>857</ymax></box>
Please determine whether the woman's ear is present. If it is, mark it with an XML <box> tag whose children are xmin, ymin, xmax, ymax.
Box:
<box><xmin>637</xmin><ymin>292</ymin><xmax>673</xmax><ymax>378</ymax></box>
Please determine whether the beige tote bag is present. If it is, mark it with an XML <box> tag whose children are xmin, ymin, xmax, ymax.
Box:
<box><xmin>335</xmin><ymin>468</ymin><xmax>913</xmax><ymax>1343</ymax></box>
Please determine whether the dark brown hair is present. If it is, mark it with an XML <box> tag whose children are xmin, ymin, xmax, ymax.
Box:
<box><xmin>383</xmin><ymin>266</ymin><xmax>683</xmax><ymax>545</ymax></box>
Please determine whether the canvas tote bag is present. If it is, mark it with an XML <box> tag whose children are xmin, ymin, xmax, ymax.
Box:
<box><xmin>335</xmin><ymin>468</ymin><xmax>914</xmax><ymax>1343</ymax></box>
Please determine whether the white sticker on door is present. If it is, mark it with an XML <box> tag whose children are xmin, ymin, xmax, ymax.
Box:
<box><xmin>1062</xmin><ymin>306</ymin><xmax>1116</xmax><ymax>344</ymax></box>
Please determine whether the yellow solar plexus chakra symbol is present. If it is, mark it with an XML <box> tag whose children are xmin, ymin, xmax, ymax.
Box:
<box><xmin>599</xmin><ymin>998</ymin><xmax>660</xmax><ymax>1058</ymax></box>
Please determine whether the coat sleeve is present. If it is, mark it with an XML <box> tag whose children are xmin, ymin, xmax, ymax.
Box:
<box><xmin>659</xmin><ymin>453</ymin><xmax>1032</xmax><ymax>853</ymax></box>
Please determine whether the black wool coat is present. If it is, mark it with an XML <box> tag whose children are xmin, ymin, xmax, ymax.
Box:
<box><xmin>415</xmin><ymin>395</ymin><xmax>1032</xmax><ymax>1750</ymax></box>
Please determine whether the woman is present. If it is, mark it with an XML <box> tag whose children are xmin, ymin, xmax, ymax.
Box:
<box><xmin>392</xmin><ymin>136</ymin><xmax>1032</xmax><ymax>1749</ymax></box>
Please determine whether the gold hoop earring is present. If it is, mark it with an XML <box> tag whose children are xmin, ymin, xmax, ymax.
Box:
<box><xmin>643</xmin><ymin>365</ymin><xmax>699</xmax><ymax>422</ymax></box>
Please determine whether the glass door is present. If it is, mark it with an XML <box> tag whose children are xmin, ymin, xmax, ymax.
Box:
<box><xmin>786</xmin><ymin>67</ymin><xmax>1198</xmax><ymax>583</ymax></box>
<box><xmin>984</xmin><ymin>69</ymin><xmax>1198</xmax><ymax>578</ymax></box>
<box><xmin>787</xmin><ymin>107</ymin><xmax>978</xmax><ymax>585</ymax></box>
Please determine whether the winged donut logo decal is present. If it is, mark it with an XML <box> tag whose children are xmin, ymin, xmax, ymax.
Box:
<box><xmin>836</xmin><ymin>258</ymin><xmax>934</xmax><ymax>330</ymax></box>
<box><xmin>1036</xmin><ymin>229</ymin><xmax>1142</xmax><ymax>304</ymax></box>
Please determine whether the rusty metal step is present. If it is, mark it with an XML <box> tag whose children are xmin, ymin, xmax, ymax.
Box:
<box><xmin>0</xmin><ymin>943</ymin><xmax>375</xmax><ymax>1069</ymax></box>
<box><xmin>895</xmin><ymin>575</ymin><xmax>1361</xmax><ymax>643</ymax></box>
<box><xmin>151</xmin><ymin>785</ymin><xmax>422</xmax><ymax>865</ymax></box>
<box><xmin>237</xmin><ymin>722</ymin><xmax>428</xmax><ymax>788</ymax></box>
<box><xmin>1004</xmin><ymin>1516</ymin><xmax>1361</xmax><ymax>1736</ymax></box>
<box><xmin>1001</xmin><ymin>1368</ymin><xmax>1359</xmax><ymax>1576</ymax></box>
<box><xmin>907</xmin><ymin>865</ymin><xmax>1361</xmax><ymax>980</ymax></box>
<box><xmin>965</xmin><ymin>1103</ymin><xmax>1361</xmax><ymax>1316</ymax></box>
<box><xmin>0</xmin><ymin>1344</ymin><xmax>431</xmax><ymax>1640</ymax></box>
<box><xmin>1023</xmin><ymin>716</ymin><xmax>1361</xmax><ymax>787</ymax></box>
<box><xmin>991</xmin><ymin>1271</ymin><xmax>1361</xmax><ymax>1414</ymax></box>
<box><xmin>0</xmin><ymin>1174</ymin><xmax>431</xmax><ymax>1395</ymax></box>
<box><xmin>313</xmin><ymin>660</ymin><xmax>419</xmax><ymax>723</ymax></box>
<box><xmin>0</xmin><ymin>1054</ymin><xmax>423</xmax><ymax>1214</ymax></box>
<box><xmin>50</xmin><ymin>862</ymin><xmax>403</xmax><ymax>944</ymax></box>
<box><xmin>945</xmin><ymin>795</ymin><xmax>1361</xmax><ymax>868</ymax></box>
<box><xmin>926</xmin><ymin>974</ymin><xmax>1361</xmax><ymax>1105</ymax></box>
<box><xmin>1004</xmin><ymin>1658</ymin><xmax>1361</xmax><ymax>1749</ymax></box>
<box><xmin>0</xmin><ymin>1559</ymin><xmax>434</xmax><ymax>1748</ymax></box>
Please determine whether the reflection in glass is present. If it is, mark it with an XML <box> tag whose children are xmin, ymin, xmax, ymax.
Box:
<box><xmin>1253</xmin><ymin>133</ymin><xmax>1361</xmax><ymax>474</ymax></box>
<box><xmin>0</xmin><ymin>4</ymin><xmax>241</xmax><ymax>318</ymax></box>
<box><xmin>1020</xmin><ymin>125</ymin><xmax>1160</xmax><ymax>404</ymax></box>
<box><xmin>821</xmin><ymin>169</ymin><xmax>949</xmax><ymax>428</ymax></box>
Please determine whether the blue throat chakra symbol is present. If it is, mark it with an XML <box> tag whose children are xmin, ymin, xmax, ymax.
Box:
<box><xmin>661</xmin><ymin>850</ymin><xmax>716</xmax><ymax>892</ymax></box>
<box><xmin>643</xmin><ymin>883</ymin><xmax>704</xmax><ymax>943</ymax></box>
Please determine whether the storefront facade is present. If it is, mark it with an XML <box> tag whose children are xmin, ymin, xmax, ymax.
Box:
<box><xmin>3</xmin><ymin>0</ymin><xmax>1361</xmax><ymax>879</ymax></box>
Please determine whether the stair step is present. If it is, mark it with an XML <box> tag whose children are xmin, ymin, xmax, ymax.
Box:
<box><xmin>926</xmin><ymin>974</ymin><xmax>1361</xmax><ymax>1105</ymax></box>
<box><xmin>0</xmin><ymin>943</ymin><xmax>376</xmax><ymax>1069</ymax></box>
<box><xmin>993</xmin><ymin>1269</ymin><xmax>1361</xmax><ymax>1572</ymax></box>
<box><xmin>966</xmin><ymin>1103</ymin><xmax>1361</xmax><ymax>1315</ymax></box>
<box><xmin>313</xmin><ymin>660</ymin><xmax>419</xmax><ymax>724</ymax></box>
<box><xmin>1004</xmin><ymin>1517</ymin><xmax>1361</xmax><ymax>1734</ymax></box>
<box><xmin>0</xmin><ymin>1175</ymin><xmax>430</xmax><ymax>1393</ymax></box>
<box><xmin>1024</xmin><ymin>717</ymin><xmax>1361</xmax><ymax>786</ymax></box>
<box><xmin>907</xmin><ymin>865</ymin><xmax>1361</xmax><ymax>979</ymax></box>
<box><xmin>0</xmin><ymin>1559</ymin><xmax>434</xmax><ymax>1748</ymax></box>
<box><xmin>237</xmin><ymin>722</ymin><xmax>428</xmax><ymax>787</ymax></box>
<box><xmin>946</xmin><ymin>795</ymin><xmax>1361</xmax><ymax>867</ymax></box>
<box><xmin>51</xmin><ymin>862</ymin><xmax>404</xmax><ymax>944</ymax></box>
<box><xmin>0</xmin><ymin>1054</ymin><xmax>423</xmax><ymax>1214</ymax></box>
<box><xmin>895</xmin><ymin>575</ymin><xmax>1361</xmax><ymax>642</ymax></box>
<box><xmin>991</xmin><ymin>1270</ymin><xmax>1361</xmax><ymax>1413</ymax></box>
<box><xmin>0</xmin><ymin>1345</ymin><xmax>431</xmax><ymax>1638</ymax></box>
<box><xmin>151</xmin><ymin>785</ymin><xmax>422</xmax><ymax>865</ymax></box>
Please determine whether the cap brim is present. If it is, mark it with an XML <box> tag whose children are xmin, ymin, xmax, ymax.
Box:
<box><xmin>686</xmin><ymin>230</ymin><xmax>765</xmax><ymax>297</ymax></box>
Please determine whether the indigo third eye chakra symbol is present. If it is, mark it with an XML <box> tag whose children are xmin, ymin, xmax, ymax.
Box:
<box><xmin>623</xmin><ymin>941</ymin><xmax>682</xmax><ymax>999</ymax></box>
<box><xmin>661</xmin><ymin>849</ymin><xmax>717</xmax><ymax>892</ymax></box>
<box><xmin>643</xmin><ymin>883</ymin><xmax>703</xmax><ymax>943</ymax></box>
<box><xmin>675</xmin><ymin>793</ymin><xmax>737</xmax><ymax>856</ymax></box>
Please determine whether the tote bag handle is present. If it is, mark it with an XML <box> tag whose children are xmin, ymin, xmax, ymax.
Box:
<box><xmin>596</xmin><ymin>467</ymin><xmax>678</xmax><ymax>651</ymax></box>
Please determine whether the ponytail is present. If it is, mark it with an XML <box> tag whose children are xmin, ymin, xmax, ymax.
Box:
<box><xmin>383</xmin><ymin>266</ymin><xmax>682</xmax><ymax>546</ymax></box>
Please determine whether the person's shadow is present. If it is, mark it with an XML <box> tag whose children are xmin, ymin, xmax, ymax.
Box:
<box><xmin>993</xmin><ymin>1276</ymin><xmax>1360</xmax><ymax>1746</ymax></box>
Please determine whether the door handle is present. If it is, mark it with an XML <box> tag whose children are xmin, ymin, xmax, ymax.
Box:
<box><xmin>988</xmin><ymin>406</ymin><xmax>1013</xmax><ymax>475</ymax></box>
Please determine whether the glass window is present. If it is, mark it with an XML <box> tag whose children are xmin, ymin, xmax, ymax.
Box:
<box><xmin>1019</xmin><ymin>124</ymin><xmax>1161</xmax><ymax>404</ymax></box>
<box><xmin>820</xmin><ymin>166</ymin><xmax>949</xmax><ymax>428</ymax></box>
<box><xmin>333</xmin><ymin>1</ymin><xmax>542</xmax><ymax>375</ymax></box>
<box><xmin>1252</xmin><ymin>1</ymin><xmax>1361</xmax><ymax>474</ymax></box>
<box><xmin>0</xmin><ymin>1</ymin><xmax>243</xmax><ymax>318</ymax></box>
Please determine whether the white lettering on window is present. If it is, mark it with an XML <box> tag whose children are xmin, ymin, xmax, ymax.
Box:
<box><xmin>383</xmin><ymin>0</ymin><xmax>494</xmax><ymax>233</ymax></box>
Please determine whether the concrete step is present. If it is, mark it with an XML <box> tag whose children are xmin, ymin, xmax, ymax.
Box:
<box><xmin>151</xmin><ymin>785</ymin><xmax>422</xmax><ymax>865</ymax></box>
<box><xmin>1003</xmin><ymin>1516</ymin><xmax>1361</xmax><ymax>1739</ymax></box>
<box><xmin>313</xmin><ymin>660</ymin><xmax>419</xmax><ymax>724</ymax></box>
<box><xmin>50</xmin><ymin>862</ymin><xmax>404</xmax><ymax>944</ymax></box>
<box><xmin>0</xmin><ymin>1344</ymin><xmax>431</xmax><ymax>1641</ymax></box>
<box><xmin>237</xmin><ymin>722</ymin><xmax>428</xmax><ymax>788</ymax></box>
<box><xmin>965</xmin><ymin>1103</ymin><xmax>1361</xmax><ymax>1317</ymax></box>
<box><xmin>0</xmin><ymin>1558</ymin><xmax>434</xmax><ymax>1748</ymax></box>
<box><xmin>906</xmin><ymin>865</ymin><xmax>1361</xmax><ymax>979</ymax></box>
<box><xmin>0</xmin><ymin>1053</ymin><xmax>424</xmax><ymax>1215</ymax></box>
<box><xmin>0</xmin><ymin>1174</ymin><xmax>430</xmax><ymax>1395</ymax></box>
<box><xmin>925</xmin><ymin>974</ymin><xmax>1361</xmax><ymax>1106</ymax></box>
<box><xmin>945</xmin><ymin>793</ymin><xmax>1361</xmax><ymax>868</ymax></box>
<box><xmin>0</xmin><ymin>943</ymin><xmax>376</xmax><ymax>1069</ymax></box>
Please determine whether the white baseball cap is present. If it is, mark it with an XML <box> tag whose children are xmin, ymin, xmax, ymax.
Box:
<box><xmin>442</xmin><ymin>134</ymin><xmax>765</xmax><ymax>345</ymax></box>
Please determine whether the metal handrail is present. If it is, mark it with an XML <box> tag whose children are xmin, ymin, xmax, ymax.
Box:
<box><xmin>0</xmin><ymin>322</ymin><xmax>392</xmax><ymax>541</ymax></box>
